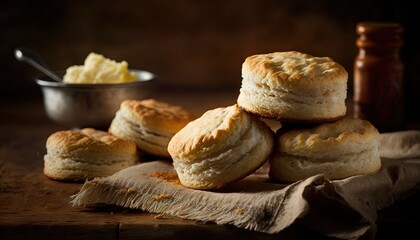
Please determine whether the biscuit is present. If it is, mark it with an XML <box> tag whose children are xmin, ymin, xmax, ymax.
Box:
<box><xmin>269</xmin><ymin>118</ymin><xmax>381</xmax><ymax>182</ymax></box>
<box><xmin>237</xmin><ymin>51</ymin><xmax>348</xmax><ymax>122</ymax></box>
<box><xmin>109</xmin><ymin>99</ymin><xmax>195</xmax><ymax>158</ymax></box>
<box><xmin>168</xmin><ymin>104</ymin><xmax>274</xmax><ymax>190</ymax></box>
<box><xmin>44</xmin><ymin>128</ymin><xmax>138</xmax><ymax>182</ymax></box>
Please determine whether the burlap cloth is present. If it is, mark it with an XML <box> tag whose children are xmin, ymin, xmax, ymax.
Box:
<box><xmin>71</xmin><ymin>131</ymin><xmax>420</xmax><ymax>239</ymax></box>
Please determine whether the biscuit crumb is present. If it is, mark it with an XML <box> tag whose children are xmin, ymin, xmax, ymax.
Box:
<box><xmin>154</xmin><ymin>214</ymin><xmax>167</xmax><ymax>219</ymax></box>
<box><xmin>149</xmin><ymin>172</ymin><xmax>181</xmax><ymax>185</ymax></box>
<box><xmin>127</xmin><ymin>188</ymin><xmax>136</xmax><ymax>193</ymax></box>
<box><xmin>118</xmin><ymin>188</ymin><xmax>135</xmax><ymax>193</ymax></box>
<box><xmin>235</xmin><ymin>207</ymin><xmax>244</xmax><ymax>214</ymax></box>
<box><xmin>152</xmin><ymin>194</ymin><xmax>171</xmax><ymax>201</ymax></box>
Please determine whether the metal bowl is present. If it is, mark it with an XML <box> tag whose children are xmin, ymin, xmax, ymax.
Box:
<box><xmin>36</xmin><ymin>70</ymin><xmax>156</xmax><ymax>129</ymax></box>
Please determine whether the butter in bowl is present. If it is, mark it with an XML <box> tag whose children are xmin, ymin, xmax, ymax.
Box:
<box><xmin>35</xmin><ymin>52</ymin><xmax>156</xmax><ymax>129</ymax></box>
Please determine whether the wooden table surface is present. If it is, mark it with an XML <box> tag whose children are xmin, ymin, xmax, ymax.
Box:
<box><xmin>0</xmin><ymin>91</ymin><xmax>419</xmax><ymax>240</ymax></box>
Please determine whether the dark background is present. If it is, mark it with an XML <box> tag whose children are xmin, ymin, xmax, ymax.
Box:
<box><xmin>1</xmin><ymin>0</ymin><xmax>419</xmax><ymax>125</ymax></box>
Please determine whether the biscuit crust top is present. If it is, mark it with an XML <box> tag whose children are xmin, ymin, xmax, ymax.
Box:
<box><xmin>46</xmin><ymin>128</ymin><xmax>136</xmax><ymax>154</ymax></box>
<box><xmin>168</xmin><ymin>104</ymin><xmax>249</xmax><ymax>158</ymax></box>
<box><xmin>278</xmin><ymin>118</ymin><xmax>379</xmax><ymax>154</ymax></box>
<box><xmin>120</xmin><ymin>99</ymin><xmax>196</xmax><ymax>133</ymax></box>
<box><xmin>243</xmin><ymin>51</ymin><xmax>348</xmax><ymax>87</ymax></box>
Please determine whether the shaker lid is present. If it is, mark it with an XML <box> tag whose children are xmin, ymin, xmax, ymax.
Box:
<box><xmin>356</xmin><ymin>22</ymin><xmax>403</xmax><ymax>47</ymax></box>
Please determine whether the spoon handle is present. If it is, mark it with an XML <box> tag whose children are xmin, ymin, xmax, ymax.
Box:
<box><xmin>15</xmin><ymin>47</ymin><xmax>62</xmax><ymax>82</ymax></box>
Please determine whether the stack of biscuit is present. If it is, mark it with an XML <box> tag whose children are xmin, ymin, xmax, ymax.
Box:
<box><xmin>169</xmin><ymin>51</ymin><xmax>381</xmax><ymax>189</ymax></box>
<box><xmin>237</xmin><ymin>51</ymin><xmax>381</xmax><ymax>182</ymax></box>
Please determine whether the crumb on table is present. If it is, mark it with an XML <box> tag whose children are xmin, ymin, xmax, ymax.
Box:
<box><xmin>149</xmin><ymin>172</ymin><xmax>181</xmax><ymax>185</ymax></box>
<box><xmin>235</xmin><ymin>207</ymin><xmax>244</xmax><ymax>214</ymax></box>
<box><xmin>152</xmin><ymin>194</ymin><xmax>172</xmax><ymax>201</ymax></box>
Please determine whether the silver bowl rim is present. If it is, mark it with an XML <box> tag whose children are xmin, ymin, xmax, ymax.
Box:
<box><xmin>35</xmin><ymin>69</ymin><xmax>156</xmax><ymax>88</ymax></box>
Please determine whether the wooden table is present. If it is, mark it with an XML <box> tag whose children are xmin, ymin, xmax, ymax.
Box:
<box><xmin>0</xmin><ymin>91</ymin><xmax>419</xmax><ymax>240</ymax></box>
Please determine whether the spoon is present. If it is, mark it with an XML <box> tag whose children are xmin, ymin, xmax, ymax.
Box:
<box><xmin>15</xmin><ymin>47</ymin><xmax>63</xmax><ymax>82</ymax></box>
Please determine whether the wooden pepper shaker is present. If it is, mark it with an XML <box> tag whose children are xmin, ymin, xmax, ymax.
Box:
<box><xmin>353</xmin><ymin>22</ymin><xmax>404</xmax><ymax>132</ymax></box>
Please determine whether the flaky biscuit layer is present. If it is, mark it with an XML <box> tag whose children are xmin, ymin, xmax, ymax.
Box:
<box><xmin>44</xmin><ymin>128</ymin><xmax>138</xmax><ymax>182</ymax></box>
<box><xmin>237</xmin><ymin>51</ymin><xmax>348</xmax><ymax>122</ymax></box>
<box><xmin>109</xmin><ymin>99</ymin><xmax>195</xmax><ymax>157</ymax></box>
<box><xmin>168</xmin><ymin>105</ymin><xmax>274</xmax><ymax>190</ymax></box>
<box><xmin>269</xmin><ymin>118</ymin><xmax>381</xmax><ymax>182</ymax></box>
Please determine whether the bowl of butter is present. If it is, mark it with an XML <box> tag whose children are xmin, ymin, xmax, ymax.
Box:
<box><xmin>36</xmin><ymin>52</ymin><xmax>156</xmax><ymax>128</ymax></box>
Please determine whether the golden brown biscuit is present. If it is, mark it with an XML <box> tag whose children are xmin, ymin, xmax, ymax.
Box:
<box><xmin>237</xmin><ymin>51</ymin><xmax>348</xmax><ymax>122</ymax></box>
<box><xmin>109</xmin><ymin>99</ymin><xmax>195</xmax><ymax>158</ymax></box>
<box><xmin>44</xmin><ymin>128</ymin><xmax>138</xmax><ymax>182</ymax></box>
<box><xmin>269</xmin><ymin>118</ymin><xmax>381</xmax><ymax>182</ymax></box>
<box><xmin>168</xmin><ymin>104</ymin><xmax>274</xmax><ymax>190</ymax></box>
